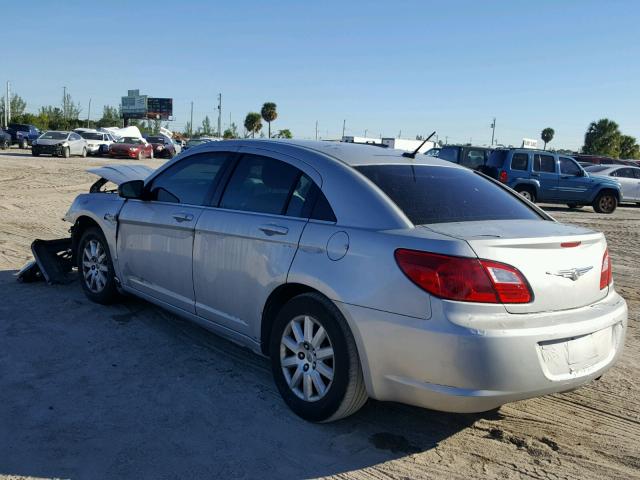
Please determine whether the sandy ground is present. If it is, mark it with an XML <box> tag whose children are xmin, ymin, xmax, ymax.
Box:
<box><xmin>0</xmin><ymin>149</ymin><xmax>638</xmax><ymax>480</ymax></box>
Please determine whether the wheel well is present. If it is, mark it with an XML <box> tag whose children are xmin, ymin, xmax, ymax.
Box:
<box><xmin>597</xmin><ymin>188</ymin><xmax>620</xmax><ymax>201</ymax></box>
<box><xmin>71</xmin><ymin>216</ymin><xmax>101</xmax><ymax>261</ymax></box>
<box><xmin>260</xmin><ymin>283</ymin><xmax>321</xmax><ymax>356</ymax></box>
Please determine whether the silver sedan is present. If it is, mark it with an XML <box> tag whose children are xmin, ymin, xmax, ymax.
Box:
<box><xmin>63</xmin><ymin>140</ymin><xmax>628</xmax><ymax>422</ymax></box>
<box><xmin>585</xmin><ymin>164</ymin><xmax>640</xmax><ymax>203</ymax></box>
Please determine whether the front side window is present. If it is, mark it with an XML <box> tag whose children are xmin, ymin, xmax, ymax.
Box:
<box><xmin>559</xmin><ymin>157</ymin><xmax>581</xmax><ymax>176</ymax></box>
<box><xmin>147</xmin><ymin>152</ymin><xmax>231</xmax><ymax>205</ymax></box>
<box><xmin>356</xmin><ymin>165</ymin><xmax>542</xmax><ymax>224</ymax></box>
<box><xmin>510</xmin><ymin>153</ymin><xmax>529</xmax><ymax>171</ymax></box>
<box><xmin>533</xmin><ymin>154</ymin><xmax>556</xmax><ymax>173</ymax></box>
<box><xmin>220</xmin><ymin>154</ymin><xmax>301</xmax><ymax>215</ymax></box>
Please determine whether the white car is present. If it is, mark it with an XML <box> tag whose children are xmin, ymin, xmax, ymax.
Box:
<box><xmin>77</xmin><ymin>130</ymin><xmax>116</xmax><ymax>156</ymax></box>
<box><xmin>585</xmin><ymin>164</ymin><xmax>640</xmax><ymax>204</ymax></box>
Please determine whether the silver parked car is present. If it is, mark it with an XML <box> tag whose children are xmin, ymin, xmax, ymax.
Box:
<box><xmin>32</xmin><ymin>131</ymin><xmax>88</xmax><ymax>158</ymax></box>
<box><xmin>584</xmin><ymin>164</ymin><xmax>640</xmax><ymax>204</ymax></box>
<box><xmin>63</xmin><ymin>140</ymin><xmax>628</xmax><ymax>422</ymax></box>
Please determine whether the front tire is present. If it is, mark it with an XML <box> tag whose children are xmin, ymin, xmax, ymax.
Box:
<box><xmin>62</xmin><ymin>147</ymin><xmax>70</xmax><ymax>158</ymax></box>
<box><xmin>593</xmin><ymin>191</ymin><xmax>617</xmax><ymax>214</ymax></box>
<box><xmin>81</xmin><ymin>147</ymin><xmax>87</xmax><ymax>158</ymax></box>
<box><xmin>137</xmin><ymin>150</ymin><xmax>143</xmax><ymax>161</ymax></box>
<box><xmin>19</xmin><ymin>138</ymin><xmax>27</xmax><ymax>149</ymax></box>
<box><xmin>270</xmin><ymin>293</ymin><xmax>367</xmax><ymax>422</ymax></box>
<box><xmin>77</xmin><ymin>227</ymin><xmax>119</xmax><ymax>304</ymax></box>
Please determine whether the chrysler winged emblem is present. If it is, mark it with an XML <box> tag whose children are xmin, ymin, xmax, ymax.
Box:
<box><xmin>546</xmin><ymin>266</ymin><xmax>593</xmax><ymax>281</ymax></box>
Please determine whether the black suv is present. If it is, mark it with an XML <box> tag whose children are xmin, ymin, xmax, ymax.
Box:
<box><xmin>429</xmin><ymin>145</ymin><xmax>494</xmax><ymax>170</ymax></box>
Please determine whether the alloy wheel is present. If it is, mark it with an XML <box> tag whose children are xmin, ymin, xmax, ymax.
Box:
<box><xmin>81</xmin><ymin>239</ymin><xmax>108</xmax><ymax>293</ymax></box>
<box><xmin>599</xmin><ymin>195</ymin><xmax>615</xmax><ymax>213</ymax></box>
<box><xmin>280</xmin><ymin>315</ymin><xmax>334</xmax><ymax>402</ymax></box>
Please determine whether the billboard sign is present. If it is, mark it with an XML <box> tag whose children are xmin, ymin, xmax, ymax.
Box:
<box><xmin>522</xmin><ymin>138</ymin><xmax>538</xmax><ymax>149</ymax></box>
<box><xmin>121</xmin><ymin>89</ymin><xmax>147</xmax><ymax>118</ymax></box>
<box><xmin>146</xmin><ymin>97</ymin><xmax>173</xmax><ymax>120</ymax></box>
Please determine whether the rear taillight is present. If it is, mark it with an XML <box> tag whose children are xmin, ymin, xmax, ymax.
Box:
<box><xmin>499</xmin><ymin>170</ymin><xmax>508</xmax><ymax>183</ymax></box>
<box><xmin>394</xmin><ymin>249</ymin><xmax>532</xmax><ymax>304</ymax></box>
<box><xmin>600</xmin><ymin>249</ymin><xmax>612</xmax><ymax>290</ymax></box>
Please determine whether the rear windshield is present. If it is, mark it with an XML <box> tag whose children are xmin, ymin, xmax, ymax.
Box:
<box><xmin>356</xmin><ymin>164</ymin><xmax>542</xmax><ymax>224</ymax></box>
<box><xmin>80</xmin><ymin>132</ymin><xmax>103</xmax><ymax>140</ymax></box>
<box><xmin>487</xmin><ymin>150</ymin><xmax>508</xmax><ymax>168</ymax></box>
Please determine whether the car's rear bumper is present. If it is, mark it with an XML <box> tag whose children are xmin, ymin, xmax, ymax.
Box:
<box><xmin>337</xmin><ymin>289</ymin><xmax>627</xmax><ymax>412</ymax></box>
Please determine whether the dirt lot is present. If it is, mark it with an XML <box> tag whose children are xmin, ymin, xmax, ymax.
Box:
<box><xmin>0</xmin><ymin>149</ymin><xmax>638</xmax><ymax>480</ymax></box>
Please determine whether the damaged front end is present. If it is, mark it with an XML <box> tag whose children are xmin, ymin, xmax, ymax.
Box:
<box><xmin>16</xmin><ymin>163</ymin><xmax>154</xmax><ymax>285</ymax></box>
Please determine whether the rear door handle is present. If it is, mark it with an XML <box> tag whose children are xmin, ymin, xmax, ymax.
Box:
<box><xmin>172</xmin><ymin>212</ymin><xmax>194</xmax><ymax>223</ymax></box>
<box><xmin>259</xmin><ymin>224</ymin><xmax>289</xmax><ymax>236</ymax></box>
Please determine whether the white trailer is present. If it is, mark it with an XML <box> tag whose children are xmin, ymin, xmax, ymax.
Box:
<box><xmin>381</xmin><ymin>138</ymin><xmax>435</xmax><ymax>154</ymax></box>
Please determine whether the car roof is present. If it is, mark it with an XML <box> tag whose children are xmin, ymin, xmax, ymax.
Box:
<box><xmin>237</xmin><ymin>139</ymin><xmax>462</xmax><ymax>168</ymax></box>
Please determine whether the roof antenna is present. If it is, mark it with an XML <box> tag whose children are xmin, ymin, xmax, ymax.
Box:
<box><xmin>402</xmin><ymin>131</ymin><xmax>436</xmax><ymax>158</ymax></box>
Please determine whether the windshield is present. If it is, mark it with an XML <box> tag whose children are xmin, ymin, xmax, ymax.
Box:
<box><xmin>356</xmin><ymin>164</ymin><xmax>542</xmax><ymax>224</ymax></box>
<box><xmin>80</xmin><ymin>132</ymin><xmax>103</xmax><ymax>140</ymax></box>
<box><xmin>40</xmin><ymin>131</ymin><xmax>68</xmax><ymax>140</ymax></box>
<box><xmin>584</xmin><ymin>165</ymin><xmax>609</xmax><ymax>173</ymax></box>
<box><xmin>116</xmin><ymin>137</ymin><xmax>143</xmax><ymax>144</ymax></box>
<box><xmin>145</xmin><ymin>136</ymin><xmax>165</xmax><ymax>143</ymax></box>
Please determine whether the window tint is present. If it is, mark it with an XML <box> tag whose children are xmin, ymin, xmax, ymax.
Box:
<box><xmin>311</xmin><ymin>189</ymin><xmax>337</xmax><ymax>222</ymax></box>
<box><xmin>559</xmin><ymin>157</ymin><xmax>581</xmax><ymax>175</ymax></box>
<box><xmin>437</xmin><ymin>147</ymin><xmax>459</xmax><ymax>162</ymax></box>
<box><xmin>487</xmin><ymin>150</ymin><xmax>507</xmax><ymax>168</ymax></box>
<box><xmin>461</xmin><ymin>149</ymin><xmax>486</xmax><ymax>170</ymax></box>
<box><xmin>510</xmin><ymin>153</ymin><xmax>529</xmax><ymax>171</ymax></box>
<box><xmin>613</xmin><ymin>168</ymin><xmax>635</xmax><ymax>178</ymax></box>
<box><xmin>634</xmin><ymin>169</ymin><xmax>640</xmax><ymax>179</ymax></box>
<box><xmin>356</xmin><ymin>165</ymin><xmax>541</xmax><ymax>224</ymax></box>
<box><xmin>533</xmin><ymin>154</ymin><xmax>556</xmax><ymax>173</ymax></box>
<box><xmin>148</xmin><ymin>152</ymin><xmax>230</xmax><ymax>205</ymax></box>
<box><xmin>220</xmin><ymin>154</ymin><xmax>300</xmax><ymax>215</ymax></box>
<box><xmin>584</xmin><ymin>165</ymin><xmax>608</xmax><ymax>173</ymax></box>
<box><xmin>285</xmin><ymin>174</ymin><xmax>314</xmax><ymax>218</ymax></box>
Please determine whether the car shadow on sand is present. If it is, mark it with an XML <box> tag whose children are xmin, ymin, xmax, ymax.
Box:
<box><xmin>0</xmin><ymin>150</ymin><xmax>35</xmax><ymax>158</ymax></box>
<box><xmin>0</xmin><ymin>270</ymin><xmax>498</xmax><ymax>479</ymax></box>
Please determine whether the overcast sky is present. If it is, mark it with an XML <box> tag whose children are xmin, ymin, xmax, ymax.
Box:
<box><xmin>2</xmin><ymin>0</ymin><xmax>639</xmax><ymax>148</ymax></box>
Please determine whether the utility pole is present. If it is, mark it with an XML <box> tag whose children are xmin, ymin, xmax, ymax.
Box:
<box><xmin>398</xmin><ymin>130</ymin><xmax>401</xmax><ymax>139</ymax></box>
<box><xmin>342</xmin><ymin>119</ymin><xmax>346</xmax><ymax>139</ymax></box>
<box><xmin>490</xmin><ymin>117</ymin><xmax>496</xmax><ymax>146</ymax></box>
<box><xmin>364</xmin><ymin>129</ymin><xmax>368</xmax><ymax>138</ymax></box>
<box><xmin>86</xmin><ymin>98</ymin><xmax>92</xmax><ymax>128</ymax></box>
<box><xmin>5</xmin><ymin>81</ymin><xmax>10</xmax><ymax>126</ymax></box>
<box><xmin>445</xmin><ymin>136</ymin><xmax>448</xmax><ymax>144</ymax></box>
<box><xmin>315</xmin><ymin>121</ymin><xmax>318</xmax><ymax>141</ymax></box>
<box><xmin>189</xmin><ymin>101</ymin><xmax>194</xmax><ymax>136</ymax></box>
<box><xmin>217</xmin><ymin>93</ymin><xmax>222</xmax><ymax>138</ymax></box>
<box><xmin>62</xmin><ymin>86</ymin><xmax>67</xmax><ymax>121</ymax></box>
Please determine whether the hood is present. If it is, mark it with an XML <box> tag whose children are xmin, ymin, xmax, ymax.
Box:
<box><xmin>36</xmin><ymin>138</ymin><xmax>66</xmax><ymax>146</ymax></box>
<box><xmin>587</xmin><ymin>173</ymin><xmax>621</xmax><ymax>187</ymax></box>
<box><xmin>87</xmin><ymin>164</ymin><xmax>154</xmax><ymax>186</ymax></box>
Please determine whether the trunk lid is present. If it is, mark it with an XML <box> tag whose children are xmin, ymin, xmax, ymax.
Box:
<box><xmin>423</xmin><ymin>219</ymin><xmax>608</xmax><ymax>313</ymax></box>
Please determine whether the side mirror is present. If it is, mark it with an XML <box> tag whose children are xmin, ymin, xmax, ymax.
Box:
<box><xmin>118</xmin><ymin>180</ymin><xmax>145</xmax><ymax>199</ymax></box>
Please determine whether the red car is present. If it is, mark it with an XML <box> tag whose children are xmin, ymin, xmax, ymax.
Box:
<box><xmin>144</xmin><ymin>134</ymin><xmax>177</xmax><ymax>158</ymax></box>
<box><xmin>108</xmin><ymin>137</ymin><xmax>154</xmax><ymax>160</ymax></box>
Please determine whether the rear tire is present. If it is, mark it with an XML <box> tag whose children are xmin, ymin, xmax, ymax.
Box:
<box><xmin>593</xmin><ymin>191</ymin><xmax>617</xmax><ymax>214</ymax></box>
<box><xmin>77</xmin><ymin>227</ymin><xmax>120</xmax><ymax>304</ymax></box>
<box><xmin>270</xmin><ymin>293</ymin><xmax>368</xmax><ymax>422</ymax></box>
<box><xmin>515</xmin><ymin>186</ymin><xmax>536</xmax><ymax>203</ymax></box>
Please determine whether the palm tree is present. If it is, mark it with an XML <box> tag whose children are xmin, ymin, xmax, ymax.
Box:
<box><xmin>260</xmin><ymin>102</ymin><xmax>277</xmax><ymax>138</ymax></box>
<box><xmin>541</xmin><ymin>128</ymin><xmax>555</xmax><ymax>150</ymax></box>
<box><xmin>583</xmin><ymin>119</ymin><xmax>621</xmax><ymax>157</ymax></box>
<box><xmin>244</xmin><ymin>112</ymin><xmax>262</xmax><ymax>138</ymax></box>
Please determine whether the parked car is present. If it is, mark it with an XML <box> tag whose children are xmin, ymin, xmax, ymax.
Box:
<box><xmin>144</xmin><ymin>134</ymin><xmax>177</xmax><ymax>158</ymax></box>
<box><xmin>0</xmin><ymin>129</ymin><xmax>11</xmax><ymax>149</ymax></box>
<box><xmin>184</xmin><ymin>137</ymin><xmax>218</xmax><ymax>150</ymax></box>
<box><xmin>77</xmin><ymin>130</ymin><xmax>115</xmax><ymax>156</ymax></box>
<box><xmin>483</xmin><ymin>149</ymin><xmax>623</xmax><ymax>213</ymax></box>
<box><xmin>31</xmin><ymin>131</ymin><xmax>88</xmax><ymax>157</ymax></box>
<box><xmin>108</xmin><ymin>137</ymin><xmax>154</xmax><ymax>160</ymax></box>
<box><xmin>571</xmin><ymin>154</ymin><xmax>634</xmax><ymax>166</ymax></box>
<box><xmin>62</xmin><ymin>140</ymin><xmax>627</xmax><ymax>422</ymax></box>
<box><xmin>434</xmin><ymin>145</ymin><xmax>493</xmax><ymax>170</ymax></box>
<box><xmin>584</xmin><ymin>165</ymin><xmax>640</xmax><ymax>205</ymax></box>
<box><xmin>6</xmin><ymin>123</ymin><xmax>41</xmax><ymax>148</ymax></box>
<box><xmin>424</xmin><ymin>147</ymin><xmax>441</xmax><ymax>157</ymax></box>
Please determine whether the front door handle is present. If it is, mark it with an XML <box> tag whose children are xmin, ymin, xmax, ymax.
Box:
<box><xmin>172</xmin><ymin>212</ymin><xmax>194</xmax><ymax>223</ymax></box>
<box><xmin>259</xmin><ymin>224</ymin><xmax>289</xmax><ymax>236</ymax></box>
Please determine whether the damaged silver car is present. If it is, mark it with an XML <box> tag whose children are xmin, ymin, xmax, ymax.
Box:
<box><xmin>24</xmin><ymin>140</ymin><xmax>628</xmax><ymax>422</ymax></box>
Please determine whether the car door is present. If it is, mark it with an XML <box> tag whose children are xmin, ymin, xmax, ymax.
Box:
<box><xmin>633</xmin><ymin>169</ymin><xmax>640</xmax><ymax>200</ymax></box>
<box><xmin>192</xmin><ymin>149</ymin><xmax>322</xmax><ymax>339</ymax></box>
<box><xmin>557</xmin><ymin>157</ymin><xmax>590</xmax><ymax>201</ymax></box>
<box><xmin>69</xmin><ymin>132</ymin><xmax>82</xmax><ymax>154</ymax></box>
<box><xmin>532</xmin><ymin>153</ymin><xmax>558</xmax><ymax>201</ymax></box>
<box><xmin>117</xmin><ymin>151</ymin><xmax>233</xmax><ymax>313</ymax></box>
<box><xmin>611</xmin><ymin>168</ymin><xmax>638</xmax><ymax>201</ymax></box>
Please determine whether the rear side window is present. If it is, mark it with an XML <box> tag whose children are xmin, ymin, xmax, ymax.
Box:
<box><xmin>437</xmin><ymin>147</ymin><xmax>459</xmax><ymax>163</ymax></box>
<box><xmin>220</xmin><ymin>154</ymin><xmax>301</xmax><ymax>215</ymax></box>
<box><xmin>356</xmin><ymin>165</ymin><xmax>541</xmax><ymax>224</ymax></box>
<box><xmin>461</xmin><ymin>149</ymin><xmax>486</xmax><ymax>170</ymax></box>
<box><xmin>533</xmin><ymin>154</ymin><xmax>556</xmax><ymax>173</ymax></box>
<box><xmin>148</xmin><ymin>152</ymin><xmax>230</xmax><ymax>205</ymax></box>
<box><xmin>510</xmin><ymin>153</ymin><xmax>529</xmax><ymax>171</ymax></box>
